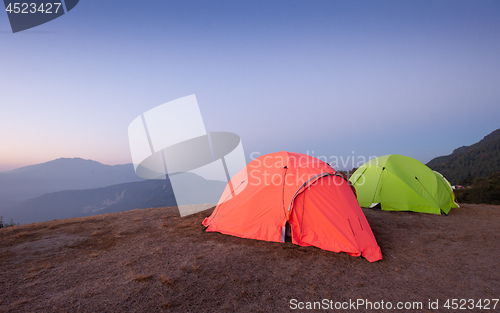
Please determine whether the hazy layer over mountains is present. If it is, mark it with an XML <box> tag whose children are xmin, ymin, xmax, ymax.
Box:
<box><xmin>0</xmin><ymin>158</ymin><xmax>142</xmax><ymax>207</ymax></box>
<box><xmin>8</xmin><ymin>174</ymin><xmax>226</xmax><ymax>224</ymax></box>
<box><xmin>0</xmin><ymin>158</ymin><xmax>225</xmax><ymax>224</ymax></box>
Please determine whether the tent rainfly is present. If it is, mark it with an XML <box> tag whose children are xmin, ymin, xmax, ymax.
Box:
<box><xmin>350</xmin><ymin>154</ymin><xmax>459</xmax><ymax>215</ymax></box>
<box><xmin>203</xmin><ymin>151</ymin><xmax>382</xmax><ymax>262</ymax></box>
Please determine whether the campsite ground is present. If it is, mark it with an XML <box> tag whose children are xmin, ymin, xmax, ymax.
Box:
<box><xmin>0</xmin><ymin>204</ymin><xmax>498</xmax><ymax>312</ymax></box>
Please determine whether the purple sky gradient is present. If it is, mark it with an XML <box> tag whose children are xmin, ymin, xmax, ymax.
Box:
<box><xmin>1</xmin><ymin>0</ymin><xmax>499</xmax><ymax>171</ymax></box>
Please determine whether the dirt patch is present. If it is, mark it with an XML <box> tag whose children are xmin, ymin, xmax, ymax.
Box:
<box><xmin>0</xmin><ymin>204</ymin><xmax>498</xmax><ymax>312</ymax></box>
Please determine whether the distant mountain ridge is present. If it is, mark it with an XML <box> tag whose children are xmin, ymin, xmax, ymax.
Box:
<box><xmin>5</xmin><ymin>172</ymin><xmax>226</xmax><ymax>225</ymax></box>
<box><xmin>427</xmin><ymin>128</ymin><xmax>500</xmax><ymax>185</ymax></box>
<box><xmin>0</xmin><ymin>158</ymin><xmax>143</xmax><ymax>213</ymax></box>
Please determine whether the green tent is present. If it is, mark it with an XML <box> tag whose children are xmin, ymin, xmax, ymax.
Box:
<box><xmin>350</xmin><ymin>154</ymin><xmax>459</xmax><ymax>215</ymax></box>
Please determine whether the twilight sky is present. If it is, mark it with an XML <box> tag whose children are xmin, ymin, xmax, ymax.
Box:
<box><xmin>1</xmin><ymin>0</ymin><xmax>499</xmax><ymax>171</ymax></box>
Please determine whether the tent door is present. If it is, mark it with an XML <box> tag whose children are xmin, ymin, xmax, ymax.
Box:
<box><xmin>282</xmin><ymin>222</ymin><xmax>292</xmax><ymax>242</ymax></box>
<box><xmin>285</xmin><ymin>222</ymin><xmax>291</xmax><ymax>237</ymax></box>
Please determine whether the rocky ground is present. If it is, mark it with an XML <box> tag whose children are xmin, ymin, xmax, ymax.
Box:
<box><xmin>0</xmin><ymin>204</ymin><xmax>498</xmax><ymax>312</ymax></box>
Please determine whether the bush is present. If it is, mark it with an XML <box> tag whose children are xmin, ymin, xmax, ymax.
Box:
<box><xmin>0</xmin><ymin>216</ymin><xmax>17</xmax><ymax>228</ymax></box>
<box><xmin>455</xmin><ymin>172</ymin><xmax>500</xmax><ymax>205</ymax></box>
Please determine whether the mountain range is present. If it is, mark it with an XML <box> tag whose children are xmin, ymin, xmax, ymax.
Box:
<box><xmin>0</xmin><ymin>158</ymin><xmax>143</xmax><ymax>210</ymax></box>
<box><xmin>6</xmin><ymin>173</ymin><xmax>226</xmax><ymax>224</ymax></box>
<box><xmin>0</xmin><ymin>158</ymin><xmax>226</xmax><ymax>224</ymax></box>
<box><xmin>427</xmin><ymin>128</ymin><xmax>500</xmax><ymax>185</ymax></box>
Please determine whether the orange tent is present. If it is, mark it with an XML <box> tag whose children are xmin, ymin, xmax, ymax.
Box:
<box><xmin>203</xmin><ymin>151</ymin><xmax>382</xmax><ymax>262</ymax></box>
